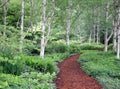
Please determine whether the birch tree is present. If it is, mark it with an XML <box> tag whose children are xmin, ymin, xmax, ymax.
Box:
<box><xmin>113</xmin><ymin>0</ymin><xmax>118</xmax><ymax>52</ymax></box>
<box><xmin>104</xmin><ymin>2</ymin><xmax>113</xmax><ymax>52</ymax></box>
<box><xmin>20</xmin><ymin>0</ymin><xmax>24</xmax><ymax>53</ymax></box>
<box><xmin>66</xmin><ymin>0</ymin><xmax>71</xmax><ymax>45</ymax></box>
<box><xmin>40</xmin><ymin>0</ymin><xmax>55</xmax><ymax>58</ymax></box>
<box><xmin>3</xmin><ymin>0</ymin><xmax>7</xmax><ymax>37</ymax></box>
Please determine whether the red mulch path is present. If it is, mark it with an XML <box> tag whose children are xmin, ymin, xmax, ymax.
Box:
<box><xmin>55</xmin><ymin>54</ymin><xmax>103</xmax><ymax>89</ymax></box>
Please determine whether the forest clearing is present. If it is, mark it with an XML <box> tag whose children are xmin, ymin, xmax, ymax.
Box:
<box><xmin>0</xmin><ymin>0</ymin><xmax>120</xmax><ymax>89</ymax></box>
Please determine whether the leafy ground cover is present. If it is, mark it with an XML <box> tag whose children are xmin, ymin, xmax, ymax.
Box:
<box><xmin>78</xmin><ymin>50</ymin><xmax>120</xmax><ymax>89</ymax></box>
<box><xmin>0</xmin><ymin>50</ymin><xmax>69</xmax><ymax>89</ymax></box>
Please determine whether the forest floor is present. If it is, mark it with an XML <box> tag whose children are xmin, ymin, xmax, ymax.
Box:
<box><xmin>55</xmin><ymin>54</ymin><xmax>103</xmax><ymax>89</ymax></box>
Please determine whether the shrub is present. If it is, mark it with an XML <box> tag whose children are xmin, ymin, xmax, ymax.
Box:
<box><xmin>68</xmin><ymin>44</ymin><xmax>81</xmax><ymax>54</ymax></box>
<box><xmin>0</xmin><ymin>45</ymin><xmax>17</xmax><ymax>59</ymax></box>
<box><xmin>45</xmin><ymin>42</ymin><xmax>68</xmax><ymax>53</ymax></box>
<box><xmin>0</xmin><ymin>72</ymin><xmax>56</xmax><ymax>89</ymax></box>
<box><xmin>20</xmin><ymin>55</ymin><xmax>58</xmax><ymax>73</ymax></box>
<box><xmin>0</xmin><ymin>57</ymin><xmax>24</xmax><ymax>75</ymax></box>
<box><xmin>79</xmin><ymin>43</ymin><xmax>104</xmax><ymax>50</ymax></box>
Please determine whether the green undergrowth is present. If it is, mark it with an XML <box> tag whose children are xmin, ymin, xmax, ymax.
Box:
<box><xmin>0</xmin><ymin>52</ymin><xmax>69</xmax><ymax>89</ymax></box>
<box><xmin>78</xmin><ymin>51</ymin><xmax>120</xmax><ymax>89</ymax></box>
<box><xmin>46</xmin><ymin>42</ymin><xmax>103</xmax><ymax>54</ymax></box>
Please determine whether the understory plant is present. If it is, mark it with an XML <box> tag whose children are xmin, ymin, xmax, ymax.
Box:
<box><xmin>78</xmin><ymin>51</ymin><xmax>120</xmax><ymax>89</ymax></box>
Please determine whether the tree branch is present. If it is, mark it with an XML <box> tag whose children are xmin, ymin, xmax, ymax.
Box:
<box><xmin>107</xmin><ymin>30</ymin><xmax>113</xmax><ymax>41</ymax></box>
<box><xmin>0</xmin><ymin>0</ymin><xmax>10</xmax><ymax>8</ymax></box>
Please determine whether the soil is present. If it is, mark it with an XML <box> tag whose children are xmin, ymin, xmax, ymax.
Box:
<box><xmin>55</xmin><ymin>54</ymin><xmax>103</xmax><ymax>89</ymax></box>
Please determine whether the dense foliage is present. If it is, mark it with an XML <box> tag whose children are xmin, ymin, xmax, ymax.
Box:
<box><xmin>0</xmin><ymin>0</ymin><xmax>120</xmax><ymax>88</ymax></box>
<box><xmin>0</xmin><ymin>47</ymin><xmax>70</xmax><ymax>89</ymax></box>
<box><xmin>78</xmin><ymin>51</ymin><xmax>120</xmax><ymax>89</ymax></box>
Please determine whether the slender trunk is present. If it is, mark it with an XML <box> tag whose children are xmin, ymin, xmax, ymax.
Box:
<box><xmin>0</xmin><ymin>0</ymin><xmax>9</xmax><ymax>8</ymax></box>
<box><xmin>78</xmin><ymin>27</ymin><xmax>82</xmax><ymax>44</ymax></box>
<box><xmin>89</xmin><ymin>30</ymin><xmax>92</xmax><ymax>44</ymax></box>
<box><xmin>66</xmin><ymin>1</ymin><xmax>71</xmax><ymax>45</ymax></box>
<box><xmin>96</xmin><ymin>28</ymin><xmax>99</xmax><ymax>44</ymax></box>
<box><xmin>66</xmin><ymin>9</ymin><xmax>70</xmax><ymax>45</ymax></box>
<box><xmin>3</xmin><ymin>2</ymin><xmax>7</xmax><ymax>37</ymax></box>
<box><xmin>40</xmin><ymin>0</ymin><xmax>46</xmax><ymax>58</ymax></box>
<box><xmin>114</xmin><ymin>0</ymin><xmax>120</xmax><ymax>58</ymax></box>
<box><xmin>117</xmin><ymin>7</ymin><xmax>120</xmax><ymax>58</ymax></box>
<box><xmin>30</xmin><ymin>0</ymin><xmax>33</xmax><ymax>29</ymax></box>
<box><xmin>40</xmin><ymin>0</ymin><xmax>55</xmax><ymax>58</ymax></box>
<box><xmin>93</xmin><ymin>24</ymin><xmax>96</xmax><ymax>43</ymax></box>
<box><xmin>20</xmin><ymin>0</ymin><xmax>24</xmax><ymax>53</ymax></box>
<box><xmin>104</xmin><ymin>2</ymin><xmax>109</xmax><ymax>52</ymax></box>
<box><xmin>96</xmin><ymin>7</ymin><xmax>100</xmax><ymax>44</ymax></box>
<box><xmin>117</xmin><ymin>34</ymin><xmax>119</xmax><ymax>59</ymax></box>
<box><xmin>104</xmin><ymin>28</ymin><xmax>108</xmax><ymax>52</ymax></box>
<box><xmin>113</xmin><ymin>20</ymin><xmax>117</xmax><ymax>52</ymax></box>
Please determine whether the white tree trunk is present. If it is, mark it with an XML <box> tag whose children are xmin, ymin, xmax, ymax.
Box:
<box><xmin>113</xmin><ymin>20</ymin><xmax>117</xmax><ymax>52</ymax></box>
<box><xmin>89</xmin><ymin>30</ymin><xmax>92</xmax><ymax>44</ymax></box>
<box><xmin>93</xmin><ymin>24</ymin><xmax>96</xmax><ymax>43</ymax></box>
<box><xmin>20</xmin><ymin>0</ymin><xmax>24</xmax><ymax>53</ymax></box>
<box><xmin>66</xmin><ymin>9</ymin><xmax>70</xmax><ymax>45</ymax></box>
<box><xmin>3</xmin><ymin>1</ymin><xmax>7</xmax><ymax>37</ymax></box>
<box><xmin>66</xmin><ymin>1</ymin><xmax>71</xmax><ymax>45</ymax></box>
<box><xmin>117</xmin><ymin>30</ymin><xmax>120</xmax><ymax>58</ymax></box>
<box><xmin>30</xmin><ymin>0</ymin><xmax>33</xmax><ymax>28</ymax></box>
<box><xmin>117</xmin><ymin>7</ymin><xmax>120</xmax><ymax>58</ymax></box>
<box><xmin>40</xmin><ymin>0</ymin><xmax>55</xmax><ymax>58</ymax></box>
<box><xmin>104</xmin><ymin>2</ymin><xmax>109</xmax><ymax>52</ymax></box>
<box><xmin>40</xmin><ymin>0</ymin><xmax>46</xmax><ymax>58</ymax></box>
<box><xmin>96</xmin><ymin>8</ymin><xmax>100</xmax><ymax>44</ymax></box>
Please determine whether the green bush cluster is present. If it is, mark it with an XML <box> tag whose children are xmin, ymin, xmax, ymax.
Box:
<box><xmin>0</xmin><ymin>51</ymin><xmax>69</xmax><ymax>89</ymax></box>
<box><xmin>45</xmin><ymin>43</ymin><xmax>103</xmax><ymax>55</ymax></box>
<box><xmin>0</xmin><ymin>57</ymin><xmax>24</xmax><ymax>75</ymax></box>
<box><xmin>79</xmin><ymin>43</ymin><xmax>104</xmax><ymax>50</ymax></box>
<box><xmin>19</xmin><ymin>55</ymin><xmax>58</xmax><ymax>73</ymax></box>
<box><xmin>45</xmin><ymin>42</ymin><xmax>68</xmax><ymax>53</ymax></box>
<box><xmin>45</xmin><ymin>42</ymin><xmax>81</xmax><ymax>54</ymax></box>
<box><xmin>78</xmin><ymin>51</ymin><xmax>120</xmax><ymax>89</ymax></box>
<box><xmin>0</xmin><ymin>72</ymin><xmax>56</xmax><ymax>89</ymax></box>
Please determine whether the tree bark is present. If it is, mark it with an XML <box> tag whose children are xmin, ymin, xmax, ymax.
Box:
<box><xmin>89</xmin><ymin>30</ymin><xmax>92</xmax><ymax>44</ymax></box>
<box><xmin>96</xmin><ymin>7</ymin><xmax>100</xmax><ymax>44</ymax></box>
<box><xmin>66</xmin><ymin>1</ymin><xmax>71</xmax><ymax>45</ymax></box>
<box><xmin>0</xmin><ymin>0</ymin><xmax>9</xmax><ymax>8</ymax></box>
<box><xmin>104</xmin><ymin>2</ymin><xmax>109</xmax><ymax>52</ymax></box>
<box><xmin>93</xmin><ymin>24</ymin><xmax>96</xmax><ymax>43</ymax></box>
<box><xmin>40</xmin><ymin>0</ymin><xmax>46</xmax><ymax>58</ymax></box>
<box><xmin>3</xmin><ymin>0</ymin><xmax>7</xmax><ymax>37</ymax></box>
<box><xmin>30</xmin><ymin>0</ymin><xmax>34</xmax><ymax>29</ymax></box>
<box><xmin>113</xmin><ymin>0</ymin><xmax>120</xmax><ymax>58</ymax></box>
<box><xmin>40</xmin><ymin>0</ymin><xmax>55</xmax><ymax>58</ymax></box>
<box><xmin>66</xmin><ymin>9</ymin><xmax>70</xmax><ymax>45</ymax></box>
<box><xmin>113</xmin><ymin>20</ymin><xmax>117</xmax><ymax>52</ymax></box>
<box><xmin>20</xmin><ymin>0</ymin><xmax>24</xmax><ymax>53</ymax></box>
<box><xmin>117</xmin><ymin>7</ymin><xmax>120</xmax><ymax>58</ymax></box>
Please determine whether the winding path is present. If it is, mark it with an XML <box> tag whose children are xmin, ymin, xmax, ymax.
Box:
<box><xmin>55</xmin><ymin>54</ymin><xmax>103</xmax><ymax>89</ymax></box>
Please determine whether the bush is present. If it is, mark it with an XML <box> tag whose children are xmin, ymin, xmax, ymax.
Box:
<box><xmin>68</xmin><ymin>44</ymin><xmax>81</xmax><ymax>54</ymax></box>
<box><xmin>19</xmin><ymin>55</ymin><xmax>58</xmax><ymax>74</ymax></box>
<box><xmin>0</xmin><ymin>45</ymin><xmax>17</xmax><ymax>59</ymax></box>
<box><xmin>45</xmin><ymin>42</ymin><xmax>68</xmax><ymax>53</ymax></box>
<box><xmin>79</xmin><ymin>43</ymin><xmax>104</xmax><ymax>50</ymax></box>
<box><xmin>0</xmin><ymin>72</ymin><xmax>56</xmax><ymax>89</ymax></box>
<box><xmin>0</xmin><ymin>57</ymin><xmax>24</xmax><ymax>75</ymax></box>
